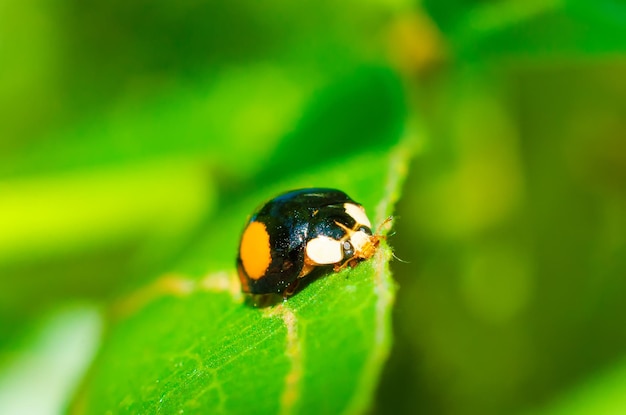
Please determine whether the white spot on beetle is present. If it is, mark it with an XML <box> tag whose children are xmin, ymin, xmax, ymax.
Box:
<box><xmin>349</xmin><ymin>230</ymin><xmax>372</xmax><ymax>253</ymax></box>
<box><xmin>306</xmin><ymin>236</ymin><xmax>343</xmax><ymax>265</ymax></box>
<box><xmin>344</xmin><ymin>203</ymin><xmax>372</xmax><ymax>228</ymax></box>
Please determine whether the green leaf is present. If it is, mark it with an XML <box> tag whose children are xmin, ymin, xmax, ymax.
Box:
<box><xmin>528</xmin><ymin>358</ymin><xmax>626</xmax><ymax>415</ymax></box>
<box><xmin>0</xmin><ymin>159</ymin><xmax>216</xmax><ymax>335</ymax></box>
<box><xmin>422</xmin><ymin>0</ymin><xmax>626</xmax><ymax>58</ymax></box>
<box><xmin>0</xmin><ymin>66</ymin><xmax>314</xmax><ymax>179</ymax></box>
<box><xmin>72</xmin><ymin>141</ymin><xmax>413</xmax><ymax>414</ymax></box>
<box><xmin>0</xmin><ymin>305</ymin><xmax>102</xmax><ymax>415</ymax></box>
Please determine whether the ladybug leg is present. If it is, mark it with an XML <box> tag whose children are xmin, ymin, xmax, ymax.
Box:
<box><xmin>298</xmin><ymin>262</ymin><xmax>316</xmax><ymax>278</ymax></box>
<box><xmin>237</xmin><ymin>261</ymin><xmax>251</xmax><ymax>293</ymax></box>
<box><xmin>334</xmin><ymin>258</ymin><xmax>357</xmax><ymax>272</ymax></box>
<box><xmin>283</xmin><ymin>279</ymin><xmax>300</xmax><ymax>299</ymax></box>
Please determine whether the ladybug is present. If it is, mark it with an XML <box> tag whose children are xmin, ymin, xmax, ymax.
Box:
<box><xmin>237</xmin><ymin>188</ymin><xmax>381</xmax><ymax>297</ymax></box>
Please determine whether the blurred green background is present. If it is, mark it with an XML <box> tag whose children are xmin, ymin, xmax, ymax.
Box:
<box><xmin>1</xmin><ymin>0</ymin><xmax>626</xmax><ymax>414</ymax></box>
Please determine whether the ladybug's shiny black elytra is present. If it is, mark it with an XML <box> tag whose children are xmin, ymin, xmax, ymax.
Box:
<box><xmin>237</xmin><ymin>188</ymin><xmax>380</xmax><ymax>297</ymax></box>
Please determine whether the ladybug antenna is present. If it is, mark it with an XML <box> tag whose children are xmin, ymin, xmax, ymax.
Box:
<box><xmin>374</xmin><ymin>216</ymin><xmax>408</xmax><ymax>263</ymax></box>
<box><xmin>375</xmin><ymin>216</ymin><xmax>394</xmax><ymax>235</ymax></box>
<box><xmin>391</xmin><ymin>251</ymin><xmax>410</xmax><ymax>264</ymax></box>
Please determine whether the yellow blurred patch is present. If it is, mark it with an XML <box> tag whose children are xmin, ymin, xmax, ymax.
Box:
<box><xmin>419</xmin><ymin>91</ymin><xmax>523</xmax><ymax>238</ymax></box>
<box><xmin>0</xmin><ymin>158</ymin><xmax>214</xmax><ymax>264</ymax></box>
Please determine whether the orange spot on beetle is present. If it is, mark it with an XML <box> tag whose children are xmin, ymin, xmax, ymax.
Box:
<box><xmin>240</xmin><ymin>221</ymin><xmax>272</xmax><ymax>280</ymax></box>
